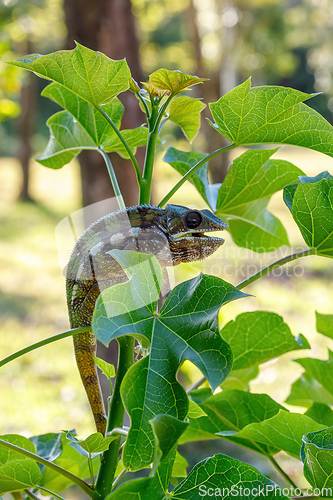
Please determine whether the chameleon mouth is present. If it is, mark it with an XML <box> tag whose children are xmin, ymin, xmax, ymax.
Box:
<box><xmin>172</xmin><ymin>230</ymin><xmax>225</xmax><ymax>243</ymax></box>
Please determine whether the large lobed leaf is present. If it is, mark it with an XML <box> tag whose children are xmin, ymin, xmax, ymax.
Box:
<box><xmin>106</xmin><ymin>454</ymin><xmax>289</xmax><ymax>499</ymax></box>
<box><xmin>92</xmin><ymin>251</ymin><xmax>246</xmax><ymax>470</ymax></box>
<box><xmin>209</xmin><ymin>78</ymin><xmax>333</xmax><ymax>157</ymax></box>
<box><xmin>284</xmin><ymin>172</ymin><xmax>333</xmax><ymax>257</ymax></box>
<box><xmin>37</xmin><ymin>83</ymin><xmax>148</xmax><ymax>169</ymax></box>
<box><xmin>163</xmin><ymin>148</ymin><xmax>303</xmax><ymax>251</ymax></box>
<box><xmin>286</xmin><ymin>372</ymin><xmax>333</xmax><ymax>408</ymax></box>
<box><xmin>301</xmin><ymin>427</ymin><xmax>333</xmax><ymax>490</ymax></box>
<box><xmin>9</xmin><ymin>42</ymin><xmax>131</xmax><ymax>106</ymax></box>
<box><xmin>180</xmin><ymin>390</ymin><xmax>284</xmax><ymax>455</ymax></box>
<box><xmin>215</xmin><ymin>148</ymin><xmax>303</xmax><ymax>251</ymax></box>
<box><xmin>218</xmin><ymin>410</ymin><xmax>325</xmax><ymax>459</ymax></box>
<box><xmin>220</xmin><ymin>311</ymin><xmax>309</xmax><ymax>371</ymax></box>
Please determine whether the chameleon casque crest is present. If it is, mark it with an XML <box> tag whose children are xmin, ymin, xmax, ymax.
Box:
<box><xmin>66</xmin><ymin>204</ymin><xmax>228</xmax><ymax>434</ymax></box>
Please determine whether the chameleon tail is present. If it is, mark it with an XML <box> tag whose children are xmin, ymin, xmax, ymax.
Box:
<box><xmin>73</xmin><ymin>331</ymin><xmax>106</xmax><ymax>435</ymax></box>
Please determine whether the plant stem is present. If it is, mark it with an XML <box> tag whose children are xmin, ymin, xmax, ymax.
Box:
<box><xmin>268</xmin><ymin>456</ymin><xmax>300</xmax><ymax>491</ymax></box>
<box><xmin>35</xmin><ymin>486</ymin><xmax>66</xmax><ymax>500</ymax></box>
<box><xmin>95</xmin><ymin>106</ymin><xmax>142</xmax><ymax>185</ymax></box>
<box><xmin>158</xmin><ymin>143</ymin><xmax>236</xmax><ymax>207</ymax></box>
<box><xmin>140</xmin><ymin>103</ymin><xmax>160</xmax><ymax>204</ymax></box>
<box><xmin>186</xmin><ymin>376</ymin><xmax>206</xmax><ymax>394</ymax></box>
<box><xmin>140</xmin><ymin>93</ymin><xmax>175</xmax><ymax>205</ymax></box>
<box><xmin>0</xmin><ymin>327</ymin><xmax>91</xmax><ymax>368</ymax></box>
<box><xmin>236</xmin><ymin>248</ymin><xmax>314</xmax><ymax>290</ymax></box>
<box><xmin>0</xmin><ymin>439</ymin><xmax>97</xmax><ymax>499</ymax></box>
<box><xmin>24</xmin><ymin>490</ymin><xmax>40</xmax><ymax>500</ymax></box>
<box><xmin>94</xmin><ymin>336</ymin><xmax>134</xmax><ymax>497</ymax></box>
<box><xmin>98</xmin><ymin>148</ymin><xmax>126</xmax><ymax>210</ymax></box>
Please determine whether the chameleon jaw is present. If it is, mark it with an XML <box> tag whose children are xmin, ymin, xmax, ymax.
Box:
<box><xmin>171</xmin><ymin>231</ymin><xmax>225</xmax><ymax>245</ymax></box>
<box><xmin>171</xmin><ymin>229</ymin><xmax>225</xmax><ymax>245</ymax></box>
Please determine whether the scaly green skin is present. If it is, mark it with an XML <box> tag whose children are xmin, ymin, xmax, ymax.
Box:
<box><xmin>66</xmin><ymin>204</ymin><xmax>228</xmax><ymax>435</ymax></box>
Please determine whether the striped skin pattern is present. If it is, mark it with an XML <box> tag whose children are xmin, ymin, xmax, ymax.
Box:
<box><xmin>66</xmin><ymin>204</ymin><xmax>228</xmax><ymax>435</ymax></box>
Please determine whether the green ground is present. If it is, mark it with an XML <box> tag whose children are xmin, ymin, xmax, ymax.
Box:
<box><xmin>1</xmin><ymin>147</ymin><xmax>333</xmax><ymax>492</ymax></box>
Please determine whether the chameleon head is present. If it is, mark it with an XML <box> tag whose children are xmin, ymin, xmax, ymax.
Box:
<box><xmin>161</xmin><ymin>204</ymin><xmax>228</xmax><ymax>265</ymax></box>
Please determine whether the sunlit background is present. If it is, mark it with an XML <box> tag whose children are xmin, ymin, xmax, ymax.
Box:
<box><xmin>1</xmin><ymin>0</ymin><xmax>333</xmax><ymax>497</ymax></box>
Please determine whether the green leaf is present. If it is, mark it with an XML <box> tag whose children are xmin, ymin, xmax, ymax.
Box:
<box><xmin>29</xmin><ymin>432</ymin><xmax>63</xmax><ymax>473</ymax></box>
<box><xmin>283</xmin><ymin>174</ymin><xmax>333</xmax><ymax>256</ymax></box>
<box><xmin>39</xmin><ymin>433</ymin><xmax>98</xmax><ymax>494</ymax></box>
<box><xmin>163</xmin><ymin>147</ymin><xmax>218</xmax><ymax>210</ymax></box>
<box><xmin>295</xmin><ymin>351</ymin><xmax>333</xmax><ymax>397</ymax></box>
<box><xmin>209</xmin><ymin>78</ymin><xmax>333</xmax><ymax>156</ymax></box>
<box><xmin>150</xmin><ymin>415</ymin><xmax>188</xmax><ymax>474</ymax></box>
<box><xmin>0</xmin><ymin>434</ymin><xmax>42</xmax><ymax>494</ymax></box>
<box><xmin>92</xmin><ymin>356</ymin><xmax>115</xmax><ymax>379</ymax></box>
<box><xmin>148</xmin><ymin>69</ymin><xmax>207</xmax><ymax>94</ymax></box>
<box><xmin>218</xmin><ymin>409</ymin><xmax>325</xmax><ymax>458</ymax></box>
<box><xmin>305</xmin><ymin>403</ymin><xmax>333</xmax><ymax>427</ymax></box>
<box><xmin>221</xmin><ymin>197</ymin><xmax>289</xmax><ymax>252</ymax></box>
<box><xmin>220</xmin><ymin>311</ymin><xmax>309</xmax><ymax>371</ymax></box>
<box><xmin>286</xmin><ymin>372</ymin><xmax>333</xmax><ymax>407</ymax></box>
<box><xmin>180</xmin><ymin>390</ymin><xmax>284</xmax><ymax>454</ymax></box>
<box><xmin>187</xmin><ymin>400</ymin><xmax>207</xmax><ymax>419</ymax></box>
<box><xmin>172</xmin><ymin>451</ymin><xmax>188</xmax><ymax>478</ymax></box>
<box><xmin>170</xmin><ymin>454</ymin><xmax>289</xmax><ymax>499</ymax></box>
<box><xmin>36</xmin><ymin>102</ymin><xmax>148</xmax><ymax>169</ymax></box>
<box><xmin>65</xmin><ymin>431</ymin><xmax>115</xmax><ymax>457</ymax></box>
<box><xmin>301</xmin><ymin>427</ymin><xmax>333</xmax><ymax>489</ymax></box>
<box><xmin>168</xmin><ymin>96</ymin><xmax>206</xmax><ymax>142</ymax></box>
<box><xmin>9</xmin><ymin>42</ymin><xmax>131</xmax><ymax>106</ymax></box>
<box><xmin>105</xmin><ymin>448</ymin><xmax>176</xmax><ymax>500</ymax></box>
<box><xmin>215</xmin><ymin>148</ymin><xmax>303</xmax><ymax>251</ymax></box>
<box><xmin>92</xmin><ymin>251</ymin><xmax>246</xmax><ymax>470</ymax></box>
<box><xmin>316</xmin><ymin>311</ymin><xmax>333</xmax><ymax>340</ymax></box>
<box><xmin>220</xmin><ymin>366</ymin><xmax>259</xmax><ymax>391</ymax></box>
<box><xmin>216</xmin><ymin>149</ymin><xmax>304</xmax><ymax>211</ymax></box>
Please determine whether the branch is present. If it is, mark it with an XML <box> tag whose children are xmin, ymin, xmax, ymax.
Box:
<box><xmin>0</xmin><ymin>327</ymin><xmax>92</xmax><ymax>368</ymax></box>
<box><xmin>158</xmin><ymin>143</ymin><xmax>235</xmax><ymax>207</ymax></box>
<box><xmin>236</xmin><ymin>248</ymin><xmax>314</xmax><ymax>290</ymax></box>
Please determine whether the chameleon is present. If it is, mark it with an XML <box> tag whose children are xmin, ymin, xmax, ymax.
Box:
<box><xmin>66</xmin><ymin>204</ymin><xmax>228</xmax><ymax>435</ymax></box>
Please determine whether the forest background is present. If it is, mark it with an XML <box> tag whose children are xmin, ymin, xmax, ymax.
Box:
<box><xmin>1</xmin><ymin>0</ymin><xmax>333</xmax><ymax>497</ymax></box>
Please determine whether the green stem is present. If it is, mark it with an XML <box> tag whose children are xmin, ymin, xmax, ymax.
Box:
<box><xmin>35</xmin><ymin>486</ymin><xmax>65</xmax><ymax>500</ymax></box>
<box><xmin>0</xmin><ymin>327</ymin><xmax>91</xmax><ymax>368</ymax></box>
<box><xmin>139</xmin><ymin>94</ymin><xmax>175</xmax><ymax>205</ymax></box>
<box><xmin>95</xmin><ymin>106</ymin><xmax>142</xmax><ymax>185</ymax></box>
<box><xmin>98</xmin><ymin>148</ymin><xmax>126</xmax><ymax>210</ymax></box>
<box><xmin>268</xmin><ymin>456</ymin><xmax>300</xmax><ymax>491</ymax></box>
<box><xmin>158</xmin><ymin>143</ymin><xmax>236</xmax><ymax>207</ymax></box>
<box><xmin>236</xmin><ymin>248</ymin><xmax>314</xmax><ymax>290</ymax></box>
<box><xmin>24</xmin><ymin>491</ymin><xmax>40</xmax><ymax>500</ymax></box>
<box><xmin>0</xmin><ymin>439</ymin><xmax>97</xmax><ymax>500</ymax></box>
<box><xmin>88</xmin><ymin>453</ymin><xmax>95</xmax><ymax>488</ymax></box>
<box><xmin>94</xmin><ymin>336</ymin><xmax>134</xmax><ymax>497</ymax></box>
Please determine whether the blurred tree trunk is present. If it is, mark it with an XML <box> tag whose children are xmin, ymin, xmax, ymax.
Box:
<box><xmin>63</xmin><ymin>0</ymin><xmax>144</xmax><ymax>411</ymax></box>
<box><xmin>63</xmin><ymin>0</ymin><xmax>144</xmax><ymax>209</ymax></box>
<box><xmin>18</xmin><ymin>40</ymin><xmax>35</xmax><ymax>201</ymax></box>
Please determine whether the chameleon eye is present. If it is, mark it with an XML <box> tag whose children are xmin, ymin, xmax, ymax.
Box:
<box><xmin>185</xmin><ymin>211</ymin><xmax>202</xmax><ymax>229</ymax></box>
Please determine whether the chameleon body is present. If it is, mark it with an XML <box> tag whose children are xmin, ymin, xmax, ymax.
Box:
<box><xmin>66</xmin><ymin>204</ymin><xmax>228</xmax><ymax>435</ymax></box>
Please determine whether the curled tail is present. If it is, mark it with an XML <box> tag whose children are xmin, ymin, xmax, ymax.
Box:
<box><xmin>67</xmin><ymin>278</ymin><xmax>106</xmax><ymax>436</ymax></box>
<box><xmin>73</xmin><ymin>331</ymin><xmax>106</xmax><ymax>435</ymax></box>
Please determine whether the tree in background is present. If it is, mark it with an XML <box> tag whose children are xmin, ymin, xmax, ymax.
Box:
<box><xmin>64</xmin><ymin>0</ymin><xmax>144</xmax><ymax>208</ymax></box>
<box><xmin>0</xmin><ymin>0</ymin><xmax>64</xmax><ymax>200</ymax></box>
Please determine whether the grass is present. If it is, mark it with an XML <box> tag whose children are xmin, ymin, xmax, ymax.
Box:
<box><xmin>0</xmin><ymin>146</ymin><xmax>333</xmax><ymax>493</ymax></box>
